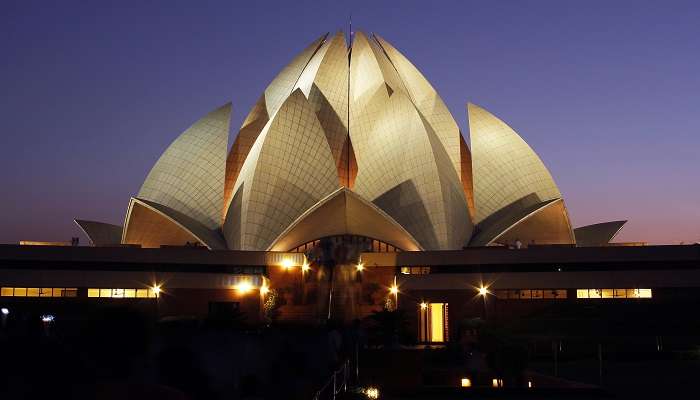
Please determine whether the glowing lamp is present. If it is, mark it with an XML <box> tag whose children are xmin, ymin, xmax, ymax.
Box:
<box><xmin>234</xmin><ymin>281</ymin><xmax>253</xmax><ymax>293</ymax></box>
<box><xmin>301</xmin><ymin>261</ymin><xmax>310</xmax><ymax>272</ymax></box>
<box><xmin>356</xmin><ymin>262</ymin><xmax>364</xmax><ymax>272</ymax></box>
<box><xmin>528</xmin><ymin>380</ymin><xmax>533</xmax><ymax>388</ymax></box>
<box><xmin>260</xmin><ymin>284</ymin><xmax>269</xmax><ymax>296</ymax></box>
<box><xmin>152</xmin><ymin>285</ymin><xmax>161</xmax><ymax>296</ymax></box>
<box><xmin>389</xmin><ymin>285</ymin><xmax>399</xmax><ymax>295</ymax></box>
<box><xmin>1</xmin><ymin>307</ymin><xmax>8</xmax><ymax>315</ymax></box>
<box><xmin>281</xmin><ymin>258</ymin><xmax>295</xmax><ymax>270</ymax></box>
<box><xmin>365</xmin><ymin>386</ymin><xmax>379</xmax><ymax>399</ymax></box>
<box><xmin>41</xmin><ymin>314</ymin><xmax>55</xmax><ymax>322</ymax></box>
<box><xmin>461</xmin><ymin>378</ymin><xmax>471</xmax><ymax>387</ymax></box>
<box><xmin>420</xmin><ymin>302</ymin><xmax>428</xmax><ymax>310</ymax></box>
<box><xmin>478</xmin><ymin>286</ymin><xmax>488</xmax><ymax>296</ymax></box>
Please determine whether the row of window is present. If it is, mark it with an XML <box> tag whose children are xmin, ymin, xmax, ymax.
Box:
<box><xmin>494</xmin><ymin>288</ymin><xmax>653</xmax><ymax>300</ymax></box>
<box><xmin>576</xmin><ymin>288</ymin><xmax>652</xmax><ymax>299</ymax></box>
<box><xmin>1</xmin><ymin>287</ymin><xmax>78</xmax><ymax>297</ymax></box>
<box><xmin>1</xmin><ymin>287</ymin><xmax>158</xmax><ymax>299</ymax></box>
<box><xmin>290</xmin><ymin>236</ymin><xmax>402</xmax><ymax>254</ymax></box>
<box><xmin>87</xmin><ymin>288</ymin><xmax>158</xmax><ymax>298</ymax></box>
<box><xmin>400</xmin><ymin>267</ymin><xmax>431</xmax><ymax>275</ymax></box>
<box><xmin>495</xmin><ymin>289</ymin><xmax>568</xmax><ymax>299</ymax></box>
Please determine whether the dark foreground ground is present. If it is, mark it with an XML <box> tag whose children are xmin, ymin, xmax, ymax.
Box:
<box><xmin>3</xmin><ymin>305</ymin><xmax>700</xmax><ymax>399</ymax></box>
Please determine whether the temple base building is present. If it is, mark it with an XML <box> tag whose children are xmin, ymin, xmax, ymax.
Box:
<box><xmin>3</xmin><ymin>31</ymin><xmax>699</xmax><ymax>342</ymax></box>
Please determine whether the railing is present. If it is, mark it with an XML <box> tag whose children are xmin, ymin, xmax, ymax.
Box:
<box><xmin>312</xmin><ymin>359</ymin><xmax>349</xmax><ymax>400</ymax></box>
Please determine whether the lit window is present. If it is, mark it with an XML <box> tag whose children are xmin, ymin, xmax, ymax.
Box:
<box><xmin>112</xmin><ymin>289</ymin><xmax>124</xmax><ymax>298</ymax></box>
<box><xmin>400</xmin><ymin>267</ymin><xmax>410</xmax><ymax>274</ymax></box>
<box><xmin>99</xmin><ymin>288</ymin><xmax>111</xmax><ymax>298</ymax></box>
<box><xmin>1</xmin><ymin>287</ymin><xmax>13</xmax><ymax>297</ymax></box>
<box><xmin>544</xmin><ymin>289</ymin><xmax>567</xmax><ymax>299</ymax></box>
<box><xmin>419</xmin><ymin>302</ymin><xmax>448</xmax><ymax>343</ymax></box>
<box><xmin>52</xmin><ymin>288</ymin><xmax>64</xmax><ymax>297</ymax></box>
<box><xmin>64</xmin><ymin>288</ymin><xmax>77</xmax><ymax>297</ymax></box>
<box><xmin>39</xmin><ymin>288</ymin><xmax>52</xmax><ymax>297</ymax></box>
<box><xmin>577</xmin><ymin>288</ymin><xmax>653</xmax><ymax>300</ymax></box>
<box><xmin>430</xmin><ymin>303</ymin><xmax>446</xmax><ymax>342</ymax></box>
<box><xmin>519</xmin><ymin>290</ymin><xmax>531</xmax><ymax>299</ymax></box>
<box><xmin>633</xmin><ymin>288</ymin><xmax>652</xmax><ymax>298</ymax></box>
<box><xmin>136</xmin><ymin>289</ymin><xmax>148</xmax><ymax>298</ymax></box>
<box><xmin>27</xmin><ymin>288</ymin><xmax>39</xmax><ymax>297</ymax></box>
<box><xmin>531</xmin><ymin>290</ymin><xmax>543</xmax><ymax>299</ymax></box>
<box><xmin>14</xmin><ymin>288</ymin><xmax>27</xmax><ymax>297</ymax></box>
<box><xmin>125</xmin><ymin>289</ymin><xmax>136</xmax><ymax>298</ymax></box>
<box><xmin>88</xmin><ymin>289</ymin><xmax>99</xmax><ymax>298</ymax></box>
<box><xmin>147</xmin><ymin>289</ymin><xmax>157</xmax><ymax>298</ymax></box>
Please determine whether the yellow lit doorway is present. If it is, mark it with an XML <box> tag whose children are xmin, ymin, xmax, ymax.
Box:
<box><xmin>419</xmin><ymin>302</ymin><xmax>448</xmax><ymax>343</ymax></box>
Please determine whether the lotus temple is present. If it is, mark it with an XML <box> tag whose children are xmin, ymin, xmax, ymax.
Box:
<box><xmin>1</xmin><ymin>32</ymin><xmax>698</xmax><ymax>340</ymax></box>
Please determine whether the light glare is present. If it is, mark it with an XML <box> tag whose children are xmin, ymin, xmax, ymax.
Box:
<box><xmin>365</xmin><ymin>386</ymin><xmax>379</xmax><ymax>399</ymax></box>
<box><xmin>234</xmin><ymin>281</ymin><xmax>253</xmax><ymax>293</ymax></box>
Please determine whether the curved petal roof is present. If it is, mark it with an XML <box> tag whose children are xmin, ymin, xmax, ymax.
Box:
<box><xmin>74</xmin><ymin>219</ymin><xmax>122</xmax><ymax>247</ymax></box>
<box><xmin>350</xmin><ymin>87</ymin><xmax>472</xmax><ymax>250</ymax></box>
<box><xmin>223</xmin><ymin>95</ymin><xmax>268</xmax><ymax>221</ymax></box>
<box><xmin>138</xmin><ymin>103</ymin><xmax>230</xmax><ymax>230</ymax></box>
<box><xmin>123</xmin><ymin>198</ymin><xmax>226</xmax><ymax>249</ymax></box>
<box><xmin>489</xmin><ymin>199</ymin><xmax>575</xmax><ymax>246</ymax></box>
<box><xmin>97</xmin><ymin>31</ymin><xmax>597</xmax><ymax>252</ymax></box>
<box><xmin>373</xmin><ymin>34</ymin><xmax>464</xmax><ymax>181</ymax></box>
<box><xmin>263</xmin><ymin>33</ymin><xmax>328</xmax><ymax>117</ymax></box>
<box><xmin>574</xmin><ymin>220</ymin><xmax>627</xmax><ymax>247</ymax></box>
<box><xmin>294</xmin><ymin>32</ymin><xmax>351</xmax><ymax>185</ymax></box>
<box><xmin>468</xmin><ymin>103</ymin><xmax>562</xmax><ymax>225</ymax></box>
<box><xmin>223</xmin><ymin>34</ymin><xmax>334</xmax><ymax>219</ymax></box>
<box><xmin>268</xmin><ymin>187</ymin><xmax>422</xmax><ymax>252</ymax></box>
<box><xmin>223</xmin><ymin>89</ymin><xmax>340</xmax><ymax>250</ymax></box>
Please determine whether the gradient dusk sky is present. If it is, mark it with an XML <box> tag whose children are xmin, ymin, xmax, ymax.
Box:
<box><xmin>1</xmin><ymin>0</ymin><xmax>698</xmax><ymax>245</ymax></box>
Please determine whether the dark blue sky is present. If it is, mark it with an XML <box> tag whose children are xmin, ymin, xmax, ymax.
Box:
<box><xmin>1</xmin><ymin>0</ymin><xmax>698</xmax><ymax>244</ymax></box>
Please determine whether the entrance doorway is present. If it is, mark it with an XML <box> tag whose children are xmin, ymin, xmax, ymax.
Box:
<box><xmin>419</xmin><ymin>302</ymin><xmax>448</xmax><ymax>343</ymax></box>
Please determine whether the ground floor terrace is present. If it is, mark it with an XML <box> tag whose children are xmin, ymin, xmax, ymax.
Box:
<box><xmin>0</xmin><ymin>244</ymin><xmax>699</xmax><ymax>343</ymax></box>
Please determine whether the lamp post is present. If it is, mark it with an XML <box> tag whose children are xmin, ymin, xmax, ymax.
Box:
<box><xmin>152</xmin><ymin>284</ymin><xmax>161</xmax><ymax>318</ymax></box>
<box><xmin>389</xmin><ymin>276</ymin><xmax>399</xmax><ymax>310</ymax></box>
<box><xmin>1</xmin><ymin>307</ymin><xmax>8</xmax><ymax>329</ymax></box>
<box><xmin>477</xmin><ymin>286</ymin><xmax>489</xmax><ymax>320</ymax></box>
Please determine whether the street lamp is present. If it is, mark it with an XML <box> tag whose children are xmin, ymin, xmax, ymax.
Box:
<box><xmin>389</xmin><ymin>276</ymin><xmax>399</xmax><ymax>310</ymax></box>
<box><xmin>1</xmin><ymin>307</ymin><xmax>8</xmax><ymax>329</ymax></box>
<box><xmin>477</xmin><ymin>285</ymin><xmax>489</xmax><ymax>320</ymax></box>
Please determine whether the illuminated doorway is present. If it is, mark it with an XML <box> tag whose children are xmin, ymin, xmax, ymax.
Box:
<box><xmin>419</xmin><ymin>302</ymin><xmax>448</xmax><ymax>343</ymax></box>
